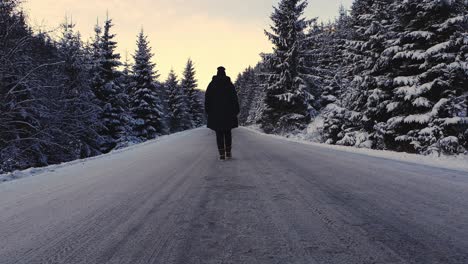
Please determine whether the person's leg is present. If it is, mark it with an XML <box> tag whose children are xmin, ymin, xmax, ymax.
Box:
<box><xmin>215</xmin><ymin>131</ymin><xmax>226</xmax><ymax>159</ymax></box>
<box><xmin>225</xmin><ymin>130</ymin><xmax>232</xmax><ymax>158</ymax></box>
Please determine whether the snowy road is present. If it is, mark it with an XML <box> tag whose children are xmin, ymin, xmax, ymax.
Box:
<box><xmin>1</xmin><ymin>128</ymin><xmax>468</xmax><ymax>264</ymax></box>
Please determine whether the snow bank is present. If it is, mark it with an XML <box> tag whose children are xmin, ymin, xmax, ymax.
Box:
<box><xmin>244</xmin><ymin>126</ymin><xmax>468</xmax><ymax>173</ymax></box>
<box><xmin>0</xmin><ymin>129</ymin><xmax>199</xmax><ymax>184</ymax></box>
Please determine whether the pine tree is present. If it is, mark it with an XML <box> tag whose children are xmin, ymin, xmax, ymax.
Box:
<box><xmin>249</xmin><ymin>62</ymin><xmax>270</xmax><ymax>125</ymax></box>
<box><xmin>319</xmin><ymin>6</ymin><xmax>352</xmax><ymax>108</ymax></box>
<box><xmin>235</xmin><ymin>68</ymin><xmax>250</xmax><ymax>124</ymax></box>
<box><xmin>0</xmin><ymin>0</ymin><xmax>39</xmax><ymax>171</ymax></box>
<box><xmin>307</xmin><ymin>7</ymin><xmax>355</xmax><ymax>146</ymax></box>
<box><xmin>57</xmin><ymin>18</ymin><xmax>101</xmax><ymax>158</ymax></box>
<box><xmin>321</xmin><ymin>0</ymin><xmax>398</xmax><ymax>148</ymax></box>
<box><xmin>304</xmin><ymin>20</ymin><xmax>347</xmax><ymax>109</ymax></box>
<box><xmin>165</xmin><ymin>69</ymin><xmax>191</xmax><ymax>132</ymax></box>
<box><xmin>130</xmin><ymin>29</ymin><xmax>165</xmax><ymax>140</ymax></box>
<box><xmin>378</xmin><ymin>0</ymin><xmax>468</xmax><ymax>154</ymax></box>
<box><xmin>261</xmin><ymin>0</ymin><xmax>315</xmax><ymax>134</ymax></box>
<box><xmin>236</xmin><ymin>66</ymin><xmax>259</xmax><ymax>124</ymax></box>
<box><xmin>352</xmin><ymin>0</ymin><xmax>397</xmax><ymax>132</ymax></box>
<box><xmin>90</xmin><ymin>20</ymin><xmax>102</xmax><ymax>89</ymax></box>
<box><xmin>181</xmin><ymin>59</ymin><xmax>204</xmax><ymax>128</ymax></box>
<box><xmin>236</xmin><ymin>58</ymin><xmax>272</xmax><ymax>126</ymax></box>
<box><xmin>91</xmin><ymin>16</ymin><xmax>127</xmax><ymax>151</ymax></box>
<box><xmin>114</xmin><ymin>52</ymin><xmax>137</xmax><ymax>147</ymax></box>
<box><xmin>120</xmin><ymin>52</ymin><xmax>132</xmax><ymax>89</ymax></box>
<box><xmin>1</xmin><ymin>3</ymin><xmax>105</xmax><ymax>171</ymax></box>
<box><xmin>118</xmin><ymin>52</ymin><xmax>133</xmax><ymax>110</ymax></box>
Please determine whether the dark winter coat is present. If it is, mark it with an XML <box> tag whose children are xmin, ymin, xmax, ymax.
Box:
<box><xmin>205</xmin><ymin>75</ymin><xmax>240</xmax><ymax>131</ymax></box>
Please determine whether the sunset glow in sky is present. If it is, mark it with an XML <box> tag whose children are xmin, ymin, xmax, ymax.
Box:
<box><xmin>24</xmin><ymin>0</ymin><xmax>353</xmax><ymax>89</ymax></box>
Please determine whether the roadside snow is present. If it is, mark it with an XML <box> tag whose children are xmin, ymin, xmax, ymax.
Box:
<box><xmin>245</xmin><ymin>126</ymin><xmax>468</xmax><ymax>173</ymax></box>
<box><xmin>0</xmin><ymin>129</ymin><xmax>199</xmax><ymax>184</ymax></box>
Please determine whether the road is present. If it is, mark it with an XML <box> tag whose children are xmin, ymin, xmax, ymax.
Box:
<box><xmin>1</xmin><ymin>128</ymin><xmax>468</xmax><ymax>264</ymax></box>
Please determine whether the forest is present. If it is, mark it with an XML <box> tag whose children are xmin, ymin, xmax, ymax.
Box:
<box><xmin>237</xmin><ymin>0</ymin><xmax>468</xmax><ymax>156</ymax></box>
<box><xmin>1</xmin><ymin>0</ymin><xmax>467</xmax><ymax>174</ymax></box>
<box><xmin>0</xmin><ymin>0</ymin><xmax>205</xmax><ymax>173</ymax></box>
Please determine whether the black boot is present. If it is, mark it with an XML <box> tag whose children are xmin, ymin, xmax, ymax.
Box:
<box><xmin>226</xmin><ymin>146</ymin><xmax>232</xmax><ymax>159</ymax></box>
<box><xmin>218</xmin><ymin>149</ymin><xmax>226</xmax><ymax>161</ymax></box>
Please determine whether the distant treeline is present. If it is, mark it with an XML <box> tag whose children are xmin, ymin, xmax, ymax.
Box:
<box><xmin>237</xmin><ymin>0</ymin><xmax>468</xmax><ymax>155</ymax></box>
<box><xmin>0</xmin><ymin>0</ymin><xmax>205</xmax><ymax>173</ymax></box>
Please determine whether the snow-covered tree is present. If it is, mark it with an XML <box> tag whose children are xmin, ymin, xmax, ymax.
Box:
<box><xmin>261</xmin><ymin>0</ymin><xmax>315</xmax><ymax>134</ymax></box>
<box><xmin>236</xmin><ymin>56</ymin><xmax>276</xmax><ymax>126</ymax></box>
<box><xmin>113</xmin><ymin>52</ymin><xmax>139</xmax><ymax>147</ymax></box>
<box><xmin>1</xmin><ymin>4</ymin><xmax>107</xmax><ymax>172</ymax></box>
<box><xmin>378</xmin><ymin>0</ymin><xmax>468</xmax><ymax>154</ymax></box>
<box><xmin>130</xmin><ymin>30</ymin><xmax>165</xmax><ymax>140</ymax></box>
<box><xmin>0</xmin><ymin>0</ymin><xmax>39</xmax><ymax>171</ymax></box>
<box><xmin>165</xmin><ymin>69</ymin><xmax>191</xmax><ymax>132</ymax></box>
<box><xmin>56</xmin><ymin>18</ymin><xmax>102</xmax><ymax>159</ymax></box>
<box><xmin>320</xmin><ymin>0</ymin><xmax>468</xmax><ymax>154</ymax></box>
<box><xmin>321</xmin><ymin>0</ymin><xmax>398</xmax><ymax>148</ymax></box>
<box><xmin>91</xmin><ymin>16</ymin><xmax>128</xmax><ymax>151</ymax></box>
<box><xmin>320</xmin><ymin>6</ymin><xmax>352</xmax><ymax>108</ymax></box>
<box><xmin>236</xmin><ymin>67</ymin><xmax>255</xmax><ymax>124</ymax></box>
<box><xmin>304</xmin><ymin>16</ymin><xmax>351</xmax><ymax>110</ymax></box>
<box><xmin>350</xmin><ymin>0</ymin><xmax>397</xmax><ymax>126</ymax></box>
<box><xmin>1</xmin><ymin>0</ymin><xmax>466</xmax><ymax>174</ymax></box>
<box><xmin>181</xmin><ymin>59</ymin><xmax>204</xmax><ymax>127</ymax></box>
<box><xmin>236</xmin><ymin>65</ymin><xmax>265</xmax><ymax>125</ymax></box>
<box><xmin>120</xmin><ymin>52</ymin><xmax>132</xmax><ymax>91</ymax></box>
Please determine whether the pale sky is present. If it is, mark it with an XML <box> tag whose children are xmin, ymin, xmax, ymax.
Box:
<box><xmin>23</xmin><ymin>0</ymin><xmax>353</xmax><ymax>90</ymax></box>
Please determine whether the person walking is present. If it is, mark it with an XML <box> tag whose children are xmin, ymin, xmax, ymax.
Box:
<box><xmin>205</xmin><ymin>66</ymin><xmax>240</xmax><ymax>160</ymax></box>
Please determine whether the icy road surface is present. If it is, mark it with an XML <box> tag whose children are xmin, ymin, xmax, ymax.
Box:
<box><xmin>1</xmin><ymin>128</ymin><xmax>467</xmax><ymax>264</ymax></box>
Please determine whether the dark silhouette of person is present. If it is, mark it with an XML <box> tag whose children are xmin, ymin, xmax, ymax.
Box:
<box><xmin>205</xmin><ymin>66</ymin><xmax>240</xmax><ymax>160</ymax></box>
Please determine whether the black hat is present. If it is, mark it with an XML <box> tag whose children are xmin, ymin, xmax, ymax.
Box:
<box><xmin>217</xmin><ymin>66</ymin><xmax>226</xmax><ymax>76</ymax></box>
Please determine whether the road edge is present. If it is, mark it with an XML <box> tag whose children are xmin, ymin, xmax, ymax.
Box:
<box><xmin>241</xmin><ymin>126</ymin><xmax>468</xmax><ymax>173</ymax></box>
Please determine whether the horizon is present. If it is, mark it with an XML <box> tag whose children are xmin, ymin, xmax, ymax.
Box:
<box><xmin>23</xmin><ymin>0</ymin><xmax>353</xmax><ymax>90</ymax></box>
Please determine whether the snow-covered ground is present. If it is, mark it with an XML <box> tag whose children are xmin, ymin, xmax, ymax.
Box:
<box><xmin>245</xmin><ymin>125</ymin><xmax>468</xmax><ymax>173</ymax></box>
<box><xmin>2</xmin><ymin>126</ymin><xmax>467</xmax><ymax>185</ymax></box>
<box><xmin>0</xmin><ymin>129</ymin><xmax>198</xmax><ymax>184</ymax></box>
<box><xmin>3</xmin><ymin>127</ymin><xmax>468</xmax><ymax>263</ymax></box>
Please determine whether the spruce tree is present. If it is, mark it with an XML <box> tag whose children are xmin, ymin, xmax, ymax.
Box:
<box><xmin>236</xmin><ymin>59</ymin><xmax>270</xmax><ymax>126</ymax></box>
<box><xmin>236</xmin><ymin>66</ymin><xmax>260</xmax><ymax>125</ymax></box>
<box><xmin>1</xmin><ymin>3</ymin><xmax>106</xmax><ymax>171</ymax></box>
<box><xmin>90</xmin><ymin>20</ymin><xmax>102</xmax><ymax>89</ymax></box>
<box><xmin>130</xmin><ymin>30</ymin><xmax>165</xmax><ymax>140</ymax></box>
<box><xmin>114</xmin><ymin>52</ymin><xmax>136</xmax><ymax>147</ymax></box>
<box><xmin>91</xmin><ymin>16</ymin><xmax>127</xmax><ymax>151</ymax></box>
<box><xmin>0</xmin><ymin>0</ymin><xmax>39</xmax><ymax>171</ymax></box>
<box><xmin>379</xmin><ymin>0</ymin><xmax>468</xmax><ymax>154</ymax></box>
<box><xmin>304</xmin><ymin>20</ymin><xmax>347</xmax><ymax>109</ymax></box>
<box><xmin>308</xmin><ymin>7</ymin><xmax>354</xmax><ymax>145</ymax></box>
<box><xmin>57</xmin><ymin>19</ymin><xmax>101</xmax><ymax>158</ymax></box>
<box><xmin>165</xmin><ymin>69</ymin><xmax>191</xmax><ymax>132</ymax></box>
<box><xmin>352</xmin><ymin>0</ymin><xmax>397</xmax><ymax>131</ymax></box>
<box><xmin>261</xmin><ymin>0</ymin><xmax>315</xmax><ymax>134</ymax></box>
<box><xmin>320</xmin><ymin>6</ymin><xmax>352</xmax><ymax>108</ymax></box>
<box><xmin>235</xmin><ymin>68</ymin><xmax>250</xmax><ymax>124</ymax></box>
<box><xmin>322</xmin><ymin>0</ymin><xmax>398</xmax><ymax>147</ymax></box>
<box><xmin>181</xmin><ymin>59</ymin><xmax>204</xmax><ymax>128</ymax></box>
